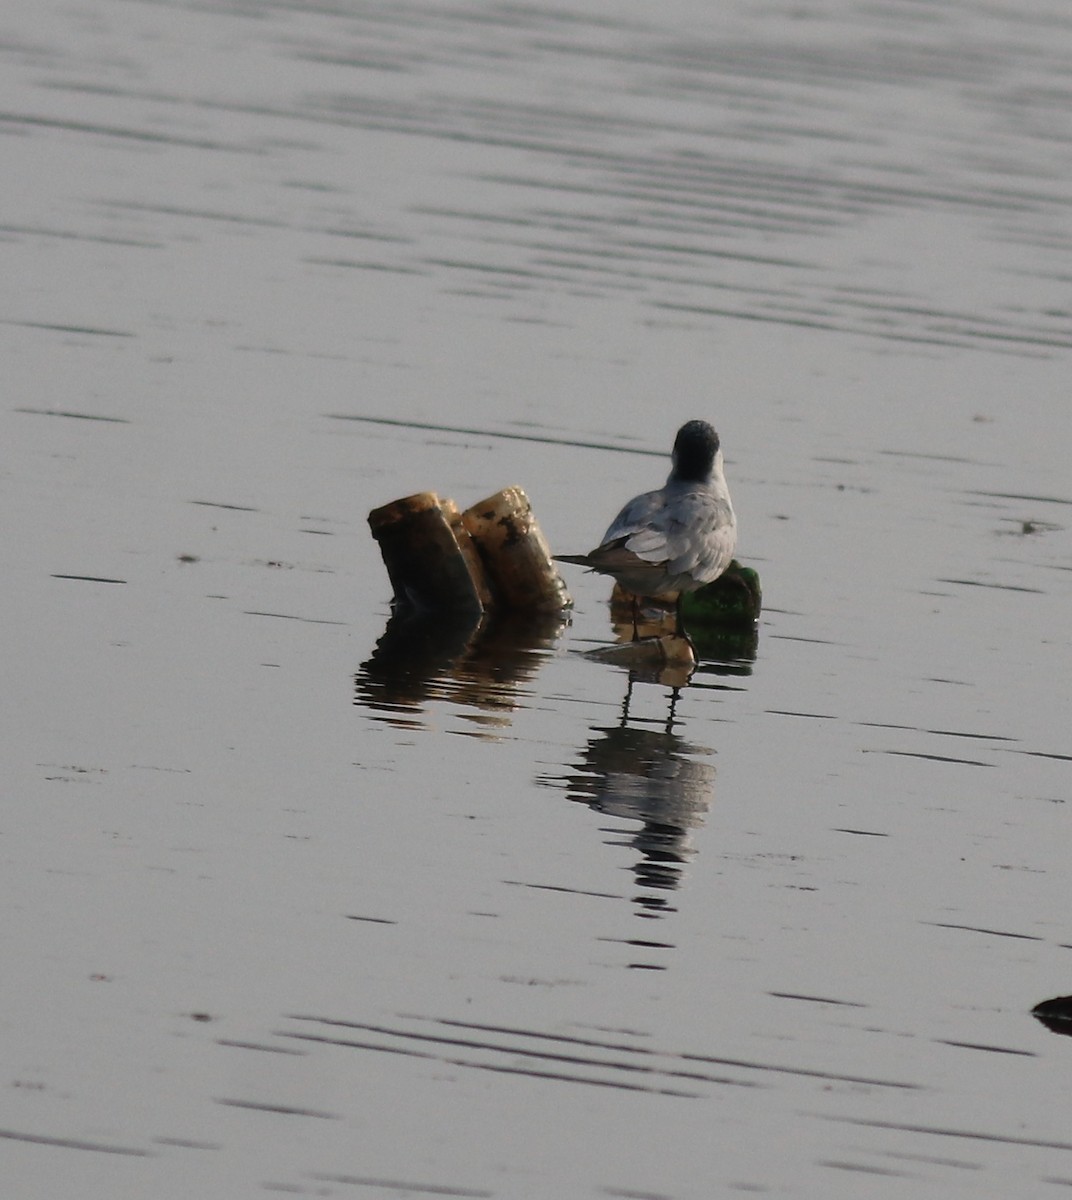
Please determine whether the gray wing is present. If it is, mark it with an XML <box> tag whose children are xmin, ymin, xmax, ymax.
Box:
<box><xmin>601</xmin><ymin>488</ymin><xmax>665</xmax><ymax>546</ymax></box>
<box><xmin>602</xmin><ymin>486</ymin><xmax>737</xmax><ymax>585</ymax></box>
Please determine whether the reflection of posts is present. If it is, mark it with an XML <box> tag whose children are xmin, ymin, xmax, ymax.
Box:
<box><xmin>356</xmin><ymin>609</ymin><xmax>566</xmax><ymax>729</ymax></box>
<box><xmin>549</xmin><ymin>722</ymin><xmax>715</xmax><ymax>911</ymax></box>
<box><xmin>356</xmin><ymin>607</ymin><xmax>483</xmax><ymax>716</ymax></box>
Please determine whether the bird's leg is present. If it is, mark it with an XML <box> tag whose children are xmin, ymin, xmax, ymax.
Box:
<box><xmin>675</xmin><ymin>592</ymin><xmax>697</xmax><ymax>658</ymax></box>
<box><xmin>631</xmin><ymin>594</ymin><xmax>640</xmax><ymax>642</ymax></box>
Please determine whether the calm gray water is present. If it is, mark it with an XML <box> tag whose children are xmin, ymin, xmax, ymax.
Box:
<box><xmin>4</xmin><ymin>0</ymin><xmax>1072</xmax><ymax>1196</ymax></box>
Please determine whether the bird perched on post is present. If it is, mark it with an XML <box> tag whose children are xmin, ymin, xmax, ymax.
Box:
<box><xmin>557</xmin><ymin>420</ymin><xmax>737</xmax><ymax>639</ymax></box>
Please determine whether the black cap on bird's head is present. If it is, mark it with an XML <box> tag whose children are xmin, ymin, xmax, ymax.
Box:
<box><xmin>671</xmin><ymin>420</ymin><xmax>720</xmax><ymax>482</ymax></box>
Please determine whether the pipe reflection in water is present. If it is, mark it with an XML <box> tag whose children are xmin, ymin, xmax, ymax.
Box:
<box><xmin>607</xmin><ymin>590</ymin><xmax>760</xmax><ymax>676</ymax></box>
<box><xmin>541</xmin><ymin>678</ymin><xmax>716</xmax><ymax>916</ymax></box>
<box><xmin>584</xmin><ymin>599</ymin><xmax>759</xmax><ymax>720</ymax></box>
<box><xmin>355</xmin><ymin>608</ymin><xmax>566</xmax><ymax>732</ymax></box>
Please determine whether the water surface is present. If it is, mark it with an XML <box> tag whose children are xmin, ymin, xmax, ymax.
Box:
<box><xmin>4</xmin><ymin>0</ymin><xmax>1072</xmax><ymax>1196</ymax></box>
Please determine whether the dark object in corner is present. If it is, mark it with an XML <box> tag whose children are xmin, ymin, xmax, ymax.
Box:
<box><xmin>1032</xmin><ymin>995</ymin><xmax>1072</xmax><ymax>1036</ymax></box>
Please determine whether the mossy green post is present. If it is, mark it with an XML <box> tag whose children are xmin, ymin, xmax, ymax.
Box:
<box><xmin>680</xmin><ymin>560</ymin><xmax>761</xmax><ymax>629</ymax></box>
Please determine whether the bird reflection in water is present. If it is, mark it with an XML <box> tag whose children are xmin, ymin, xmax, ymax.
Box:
<box><xmin>355</xmin><ymin>608</ymin><xmax>565</xmax><ymax>733</ymax></box>
<box><xmin>543</xmin><ymin>678</ymin><xmax>716</xmax><ymax>916</ymax></box>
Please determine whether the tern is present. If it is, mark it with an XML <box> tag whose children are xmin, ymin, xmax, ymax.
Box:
<box><xmin>558</xmin><ymin>419</ymin><xmax>737</xmax><ymax>638</ymax></box>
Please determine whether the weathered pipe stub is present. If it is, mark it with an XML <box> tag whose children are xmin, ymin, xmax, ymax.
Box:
<box><xmin>369</xmin><ymin>486</ymin><xmax>571</xmax><ymax>615</ymax></box>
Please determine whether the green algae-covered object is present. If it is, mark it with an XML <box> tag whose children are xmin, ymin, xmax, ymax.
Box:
<box><xmin>680</xmin><ymin>561</ymin><xmax>761</xmax><ymax>629</ymax></box>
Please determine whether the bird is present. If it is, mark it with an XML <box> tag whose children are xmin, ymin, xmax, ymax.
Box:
<box><xmin>557</xmin><ymin>420</ymin><xmax>737</xmax><ymax>640</ymax></box>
